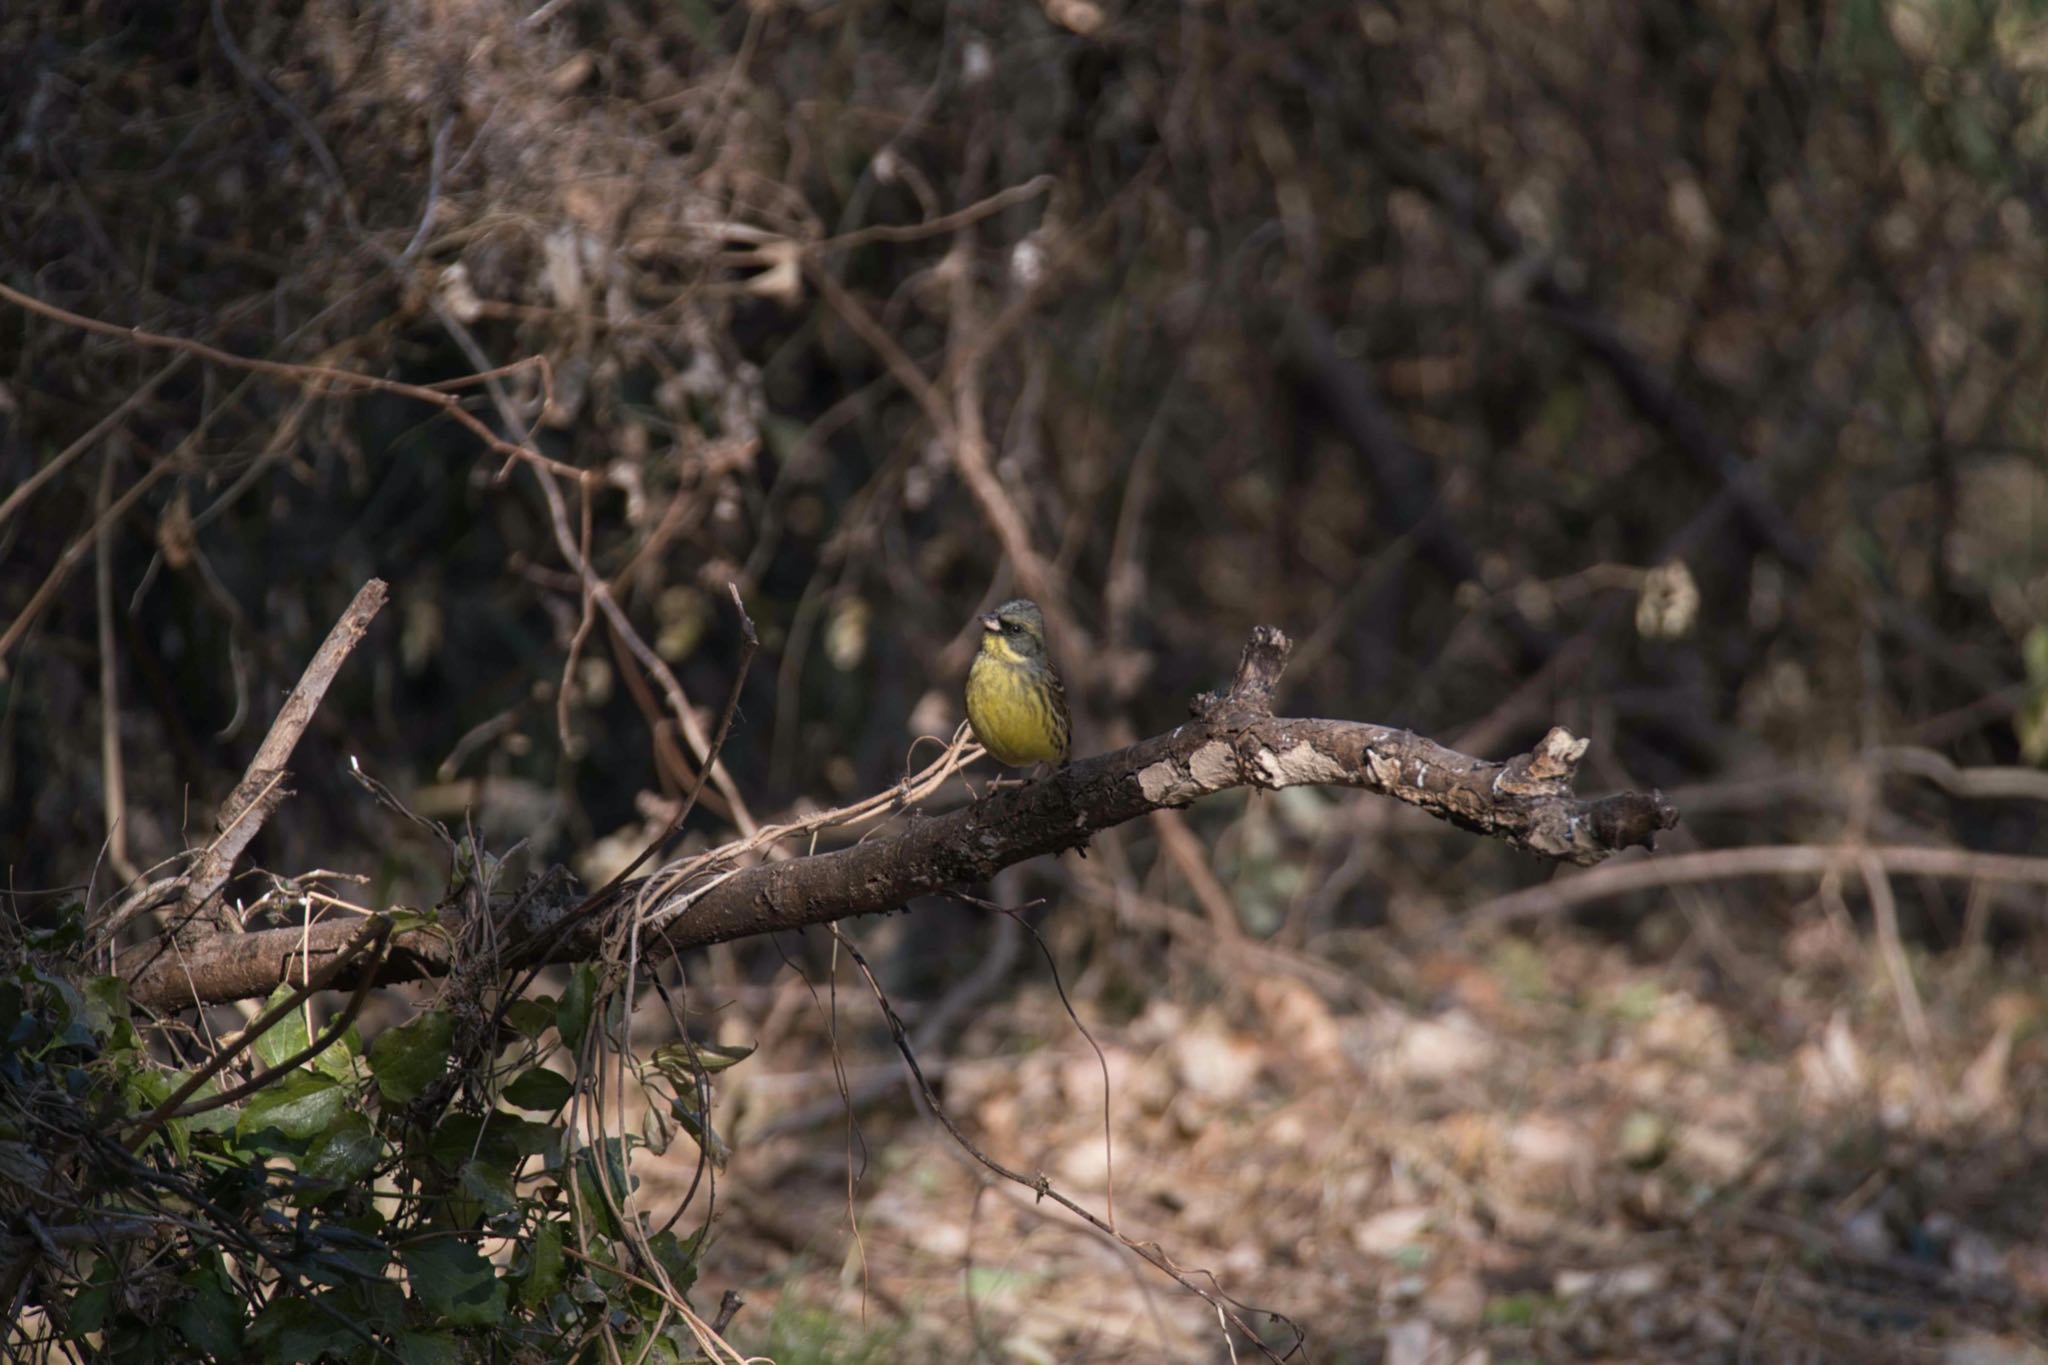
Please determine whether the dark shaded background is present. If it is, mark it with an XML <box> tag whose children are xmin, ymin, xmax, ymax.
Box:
<box><xmin>4</xmin><ymin>0</ymin><xmax>2048</xmax><ymax>1358</ymax></box>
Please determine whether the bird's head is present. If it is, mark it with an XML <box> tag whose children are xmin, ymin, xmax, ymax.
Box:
<box><xmin>978</xmin><ymin>598</ymin><xmax>1049</xmax><ymax>663</ymax></box>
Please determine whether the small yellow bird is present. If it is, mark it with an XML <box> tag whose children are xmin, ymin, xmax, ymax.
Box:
<box><xmin>965</xmin><ymin>598</ymin><xmax>1071</xmax><ymax>770</ymax></box>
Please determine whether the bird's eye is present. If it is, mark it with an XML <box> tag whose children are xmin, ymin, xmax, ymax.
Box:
<box><xmin>1002</xmin><ymin>621</ymin><xmax>1019</xmax><ymax>633</ymax></box>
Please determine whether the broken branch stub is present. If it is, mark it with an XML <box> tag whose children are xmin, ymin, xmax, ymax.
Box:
<box><xmin>176</xmin><ymin>578</ymin><xmax>390</xmax><ymax>926</ymax></box>
<box><xmin>1192</xmin><ymin>624</ymin><xmax>1291</xmax><ymax>721</ymax></box>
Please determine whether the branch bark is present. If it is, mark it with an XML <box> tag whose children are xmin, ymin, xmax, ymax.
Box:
<box><xmin>120</xmin><ymin>626</ymin><xmax>1678</xmax><ymax>1011</ymax></box>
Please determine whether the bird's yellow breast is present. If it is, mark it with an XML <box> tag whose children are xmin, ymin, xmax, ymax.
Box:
<box><xmin>966</xmin><ymin>652</ymin><xmax>1066</xmax><ymax>766</ymax></box>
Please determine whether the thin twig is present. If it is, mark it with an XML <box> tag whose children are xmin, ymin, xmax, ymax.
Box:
<box><xmin>806</xmin><ymin>176</ymin><xmax>1056</xmax><ymax>254</ymax></box>
<box><xmin>0</xmin><ymin>354</ymin><xmax>186</xmax><ymax>534</ymax></box>
<box><xmin>610</xmin><ymin>587</ymin><xmax>760</xmax><ymax>900</ymax></box>
<box><xmin>95</xmin><ymin>444</ymin><xmax>140</xmax><ymax>885</ymax></box>
<box><xmin>1858</xmin><ymin>851</ymin><xmax>1936</xmax><ymax>1107</ymax></box>
<box><xmin>0</xmin><ymin>281</ymin><xmax>573</xmax><ymax>476</ymax></box>
<box><xmin>0</xmin><ymin>449</ymin><xmax>178</xmax><ymax>674</ymax></box>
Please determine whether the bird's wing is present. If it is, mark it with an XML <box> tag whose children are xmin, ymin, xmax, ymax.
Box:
<box><xmin>1049</xmin><ymin>663</ymin><xmax>1072</xmax><ymax>763</ymax></box>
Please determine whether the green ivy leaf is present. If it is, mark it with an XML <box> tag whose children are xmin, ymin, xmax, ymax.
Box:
<box><xmin>304</xmin><ymin>1112</ymin><xmax>385</xmax><ymax>1185</ymax></box>
<box><xmin>620</xmin><ymin>1329</ymin><xmax>685</xmax><ymax>1365</ymax></box>
<box><xmin>170</xmin><ymin>1074</ymin><xmax>239</xmax><ymax>1135</ymax></box>
<box><xmin>125</xmin><ymin>1068</ymin><xmax>171</xmax><ymax>1107</ymax></box>
<box><xmin>79</xmin><ymin>975</ymin><xmax>126</xmax><ymax>1038</ymax></box>
<box><xmin>520</xmin><ymin>1221</ymin><xmax>564</xmax><ymax>1308</ymax></box>
<box><xmin>27</xmin><ymin>967</ymin><xmax>85</xmax><ymax>1032</ymax></box>
<box><xmin>394</xmin><ymin>1330</ymin><xmax>459</xmax><ymax>1365</ymax></box>
<box><xmin>427</xmin><ymin>1112</ymin><xmax>543</xmax><ymax>1174</ymax></box>
<box><xmin>173</xmin><ymin>1259</ymin><xmax>246</xmax><ymax>1359</ymax></box>
<box><xmin>106</xmin><ymin>1321</ymin><xmax>179</xmax><ymax>1361</ymax></box>
<box><xmin>66</xmin><ymin>1280</ymin><xmax>111</xmax><ymax>1338</ymax></box>
<box><xmin>502</xmin><ymin>1067</ymin><xmax>574</xmax><ymax>1112</ymax></box>
<box><xmin>29</xmin><ymin>906</ymin><xmax>87</xmax><ymax>954</ymax></box>
<box><xmin>369</xmin><ymin>1010</ymin><xmax>454</xmax><ymax>1106</ymax></box>
<box><xmin>459</xmin><ymin>1159</ymin><xmax>518</xmax><ymax>1219</ymax></box>
<box><xmin>253</xmin><ymin>984</ymin><xmax>313</xmax><ymax>1071</ymax></box>
<box><xmin>570</xmin><ymin>1138</ymin><xmax>635</xmax><ymax>1238</ymax></box>
<box><xmin>558</xmin><ymin>966</ymin><xmax>598</xmax><ymax>1055</ymax></box>
<box><xmin>238</xmin><ymin>1071</ymin><xmax>347</xmax><ymax>1141</ymax></box>
<box><xmin>327</xmin><ymin>1274</ymin><xmax>405</xmax><ymax>1327</ymax></box>
<box><xmin>428</xmin><ymin>1112</ymin><xmax>490</xmax><ymax>1171</ymax></box>
<box><xmin>248</xmin><ymin>1294</ymin><xmax>357</xmax><ymax>1365</ymax></box>
<box><xmin>647</xmin><ymin>1227</ymin><xmax>702</xmax><ymax>1298</ymax></box>
<box><xmin>313</xmin><ymin>1023</ymin><xmax>363</xmax><ymax>1084</ymax></box>
<box><xmin>502</xmin><ymin>1115</ymin><xmax>559</xmax><ymax>1161</ymax></box>
<box><xmin>126</xmin><ymin>1070</ymin><xmax>200</xmax><ymax>1162</ymax></box>
<box><xmin>292</xmin><ymin>1225</ymin><xmax>394</xmax><ymax>1289</ymax></box>
<box><xmin>400</xmin><ymin>1237</ymin><xmax>509</xmax><ymax>1328</ymax></box>
<box><xmin>468</xmin><ymin>1113</ymin><xmax>557</xmax><ymax>1170</ymax></box>
<box><xmin>504</xmin><ymin>998</ymin><xmax>555</xmax><ymax>1038</ymax></box>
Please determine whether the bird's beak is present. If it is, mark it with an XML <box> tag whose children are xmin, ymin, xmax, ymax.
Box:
<box><xmin>980</xmin><ymin>613</ymin><xmax>1001</xmax><ymax>632</ymax></box>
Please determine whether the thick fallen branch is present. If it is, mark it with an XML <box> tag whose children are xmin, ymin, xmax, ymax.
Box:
<box><xmin>120</xmin><ymin>627</ymin><xmax>1677</xmax><ymax>1011</ymax></box>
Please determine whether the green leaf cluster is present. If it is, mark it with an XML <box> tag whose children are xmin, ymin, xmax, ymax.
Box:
<box><xmin>0</xmin><ymin>922</ymin><xmax>745</xmax><ymax>1364</ymax></box>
